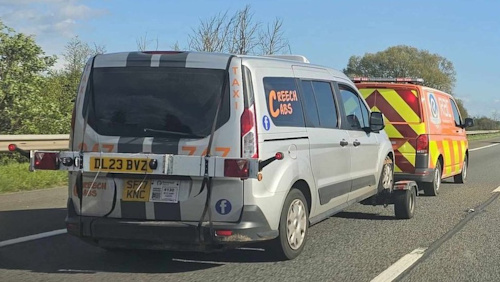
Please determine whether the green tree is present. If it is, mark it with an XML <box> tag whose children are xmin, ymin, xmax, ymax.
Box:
<box><xmin>344</xmin><ymin>45</ymin><xmax>456</xmax><ymax>94</ymax></box>
<box><xmin>0</xmin><ymin>21</ymin><xmax>56</xmax><ymax>134</ymax></box>
<box><xmin>62</xmin><ymin>36</ymin><xmax>106</xmax><ymax>98</ymax></box>
<box><xmin>455</xmin><ymin>99</ymin><xmax>469</xmax><ymax>118</ymax></box>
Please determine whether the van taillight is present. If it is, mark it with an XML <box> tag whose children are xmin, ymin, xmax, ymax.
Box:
<box><xmin>34</xmin><ymin>152</ymin><xmax>60</xmax><ymax>170</ymax></box>
<box><xmin>224</xmin><ymin>159</ymin><xmax>249</xmax><ymax>178</ymax></box>
<box><xmin>241</xmin><ymin>106</ymin><xmax>258</xmax><ymax>158</ymax></box>
<box><xmin>416</xmin><ymin>135</ymin><xmax>429</xmax><ymax>154</ymax></box>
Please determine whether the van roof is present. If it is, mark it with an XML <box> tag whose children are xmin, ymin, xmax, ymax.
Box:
<box><xmin>92</xmin><ymin>51</ymin><xmax>347</xmax><ymax>79</ymax></box>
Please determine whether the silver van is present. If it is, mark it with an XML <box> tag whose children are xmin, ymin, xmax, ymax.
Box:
<box><xmin>15</xmin><ymin>51</ymin><xmax>414</xmax><ymax>260</ymax></box>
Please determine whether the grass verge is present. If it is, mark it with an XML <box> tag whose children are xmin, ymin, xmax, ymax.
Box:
<box><xmin>467</xmin><ymin>132</ymin><xmax>500</xmax><ymax>141</ymax></box>
<box><xmin>0</xmin><ymin>162</ymin><xmax>67</xmax><ymax>194</ymax></box>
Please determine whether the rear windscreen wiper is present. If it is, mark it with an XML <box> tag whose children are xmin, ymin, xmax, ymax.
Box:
<box><xmin>143</xmin><ymin>128</ymin><xmax>204</xmax><ymax>138</ymax></box>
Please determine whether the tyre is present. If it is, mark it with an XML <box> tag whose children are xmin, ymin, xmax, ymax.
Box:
<box><xmin>269</xmin><ymin>188</ymin><xmax>309</xmax><ymax>260</ymax></box>
<box><xmin>378</xmin><ymin>156</ymin><xmax>394</xmax><ymax>193</ymax></box>
<box><xmin>453</xmin><ymin>155</ymin><xmax>467</xmax><ymax>184</ymax></box>
<box><xmin>423</xmin><ymin>161</ymin><xmax>442</xmax><ymax>196</ymax></box>
<box><xmin>394</xmin><ymin>188</ymin><xmax>416</xmax><ymax>219</ymax></box>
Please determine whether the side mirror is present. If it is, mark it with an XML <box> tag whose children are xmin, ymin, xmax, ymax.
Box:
<box><xmin>463</xmin><ymin>118</ymin><xmax>474</xmax><ymax>128</ymax></box>
<box><xmin>369</xmin><ymin>112</ymin><xmax>385</xmax><ymax>133</ymax></box>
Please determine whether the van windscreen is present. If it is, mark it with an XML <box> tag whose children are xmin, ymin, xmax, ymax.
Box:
<box><xmin>85</xmin><ymin>67</ymin><xmax>229</xmax><ymax>138</ymax></box>
<box><xmin>360</xmin><ymin>88</ymin><xmax>421</xmax><ymax>123</ymax></box>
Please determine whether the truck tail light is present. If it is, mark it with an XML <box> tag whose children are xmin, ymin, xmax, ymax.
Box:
<box><xmin>241</xmin><ymin>105</ymin><xmax>258</xmax><ymax>158</ymax></box>
<box><xmin>34</xmin><ymin>152</ymin><xmax>60</xmax><ymax>170</ymax></box>
<box><xmin>416</xmin><ymin>135</ymin><xmax>429</xmax><ymax>154</ymax></box>
<box><xmin>224</xmin><ymin>159</ymin><xmax>249</xmax><ymax>178</ymax></box>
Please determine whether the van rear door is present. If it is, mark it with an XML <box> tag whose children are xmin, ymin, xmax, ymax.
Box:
<box><xmin>71</xmin><ymin>52</ymin><xmax>246</xmax><ymax>223</ymax></box>
<box><xmin>358</xmin><ymin>86</ymin><xmax>424</xmax><ymax>173</ymax></box>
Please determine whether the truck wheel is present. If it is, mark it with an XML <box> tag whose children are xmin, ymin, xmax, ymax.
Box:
<box><xmin>423</xmin><ymin>162</ymin><xmax>442</xmax><ymax>196</ymax></box>
<box><xmin>394</xmin><ymin>188</ymin><xmax>416</xmax><ymax>219</ymax></box>
<box><xmin>454</xmin><ymin>156</ymin><xmax>467</xmax><ymax>184</ymax></box>
<box><xmin>269</xmin><ymin>188</ymin><xmax>309</xmax><ymax>260</ymax></box>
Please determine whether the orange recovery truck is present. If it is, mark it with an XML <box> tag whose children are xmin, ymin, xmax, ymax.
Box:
<box><xmin>354</xmin><ymin>77</ymin><xmax>474</xmax><ymax>196</ymax></box>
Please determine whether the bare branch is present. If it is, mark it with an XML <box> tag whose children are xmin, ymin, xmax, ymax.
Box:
<box><xmin>228</xmin><ymin>5</ymin><xmax>260</xmax><ymax>55</ymax></box>
<box><xmin>188</xmin><ymin>11</ymin><xmax>232</xmax><ymax>52</ymax></box>
<box><xmin>136</xmin><ymin>32</ymin><xmax>159</xmax><ymax>51</ymax></box>
<box><xmin>258</xmin><ymin>18</ymin><xmax>290</xmax><ymax>55</ymax></box>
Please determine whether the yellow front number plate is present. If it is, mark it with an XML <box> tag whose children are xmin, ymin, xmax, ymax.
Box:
<box><xmin>122</xmin><ymin>179</ymin><xmax>151</xmax><ymax>202</ymax></box>
<box><xmin>89</xmin><ymin>157</ymin><xmax>153</xmax><ymax>173</ymax></box>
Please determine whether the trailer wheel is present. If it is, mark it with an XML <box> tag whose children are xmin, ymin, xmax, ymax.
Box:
<box><xmin>394</xmin><ymin>188</ymin><xmax>416</xmax><ymax>219</ymax></box>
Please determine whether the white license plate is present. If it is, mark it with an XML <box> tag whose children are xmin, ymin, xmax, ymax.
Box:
<box><xmin>149</xmin><ymin>180</ymin><xmax>179</xmax><ymax>203</ymax></box>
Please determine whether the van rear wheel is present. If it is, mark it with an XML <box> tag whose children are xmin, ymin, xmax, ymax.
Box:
<box><xmin>269</xmin><ymin>188</ymin><xmax>309</xmax><ymax>260</ymax></box>
<box><xmin>423</xmin><ymin>162</ymin><xmax>442</xmax><ymax>196</ymax></box>
<box><xmin>454</xmin><ymin>156</ymin><xmax>467</xmax><ymax>184</ymax></box>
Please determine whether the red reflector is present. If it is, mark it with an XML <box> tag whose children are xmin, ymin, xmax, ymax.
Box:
<box><xmin>275</xmin><ymin>152</ymin><xmax>284</xmax><ymax>160</ymax></box>
<box><xmin>394</xmin><ymin>184</ymin><xmax>407</xmax><ymax>190</ymax></box>
<box><xmin>8</xmin><ymin>144</ymin><xmax>16</xmax><ymax>152</ymax></box>
<box><xmin>34</xmin><ymin>152</ymin><xmax>59</xmax><ymax>170</ymax></box>
<box><xmin>224</xmin><ymin>159</ymin><xmax>249</xmax><ymax>178</ymax></box>
<box><xmin>215</xmin><ymin>230</ymin><xmax>233</xmax><ymax>236</ymax></box>
<box><xmin>416</xmin><ymin>135</ymin><xmax>429</xmax><ymax>153</ymax></box>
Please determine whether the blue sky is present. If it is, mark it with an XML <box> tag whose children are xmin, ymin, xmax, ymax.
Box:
<box><xmin>1</xmin><ymin>0</ymin><xmax>499</xmax><ymax>117</ymax></box>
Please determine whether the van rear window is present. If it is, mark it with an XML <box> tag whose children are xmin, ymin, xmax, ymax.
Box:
<box><xmin>359</xmin><ymin>88</ymin><xmax>421</xmax><ymax>123</ymax></box>
<box><xmin>85</xmin><ymin>67</ymin><xmax>229</xmax><ymax>138</ymax></box>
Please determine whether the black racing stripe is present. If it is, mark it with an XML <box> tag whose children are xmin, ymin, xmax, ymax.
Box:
<box><xmin>117</xmin><ymin>137</ymin><xmax>145</xmax><ymax>153</ymax></box>
<box><xmin>318</xmin><ymin>180</ymin><xmax>351</xmax><ymax>205</ymax></box>
<box><xmin>120</xmin><ymin>201</ymin><xmax>146</xmax><ymax>219</ymax></box>
<box><xmin>263</xmin><ymin>136</ymin><xmax>309</xmax><ymax>142</ymax></box>
<box><xmin>154</xmin><ymin>203</ymin><xmax>181</xmax><ymax>220</ymax></box>
<box><xmin>159</xmin><ymin>53</ymin><xmax>188</xmax><ymax>68</ymax></box>
<box><xmin>126</xmin><ymin>52</ymin><xmax>153</xmax><ymax>67</ymax></box>
<box><xmin>351</xmin><ymin>175</ymin><xmax>377</xmax><ymax>191</ymax></box>
<box><xmin>151</xmin><ymin>138</ymin><xmax>180</xmax><ymax>154</ymax></box>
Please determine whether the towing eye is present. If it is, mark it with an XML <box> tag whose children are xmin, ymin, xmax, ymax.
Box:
<box><xmin>196</xmin><ymin>56</ymin><xmax>234</xmax><ymax>245</ymax></box>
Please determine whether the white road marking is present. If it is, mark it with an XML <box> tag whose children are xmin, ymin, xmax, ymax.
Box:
<box><xmin>172</xmin><ymin>258</ymin><xmax>226</xmax><ymax>265</ymax></box>
<box><xmin>371</xmin><ymin>248</ymin><xmax>427</xmax><ymax>282</ymax></box>
<box><xmin>492</xmin><ymin>186</ymin><xmax>500</xmax><ymax>193</ymax></box>
<box><xmin>236</xmin><ymin>247</ymin><xmax>265</xmax><ymax>252</ymax></box>
<box><xmin>58</xmin><ymin>269</ymin><xmax>96</xmax><ymax>273</ymax></box>
<box><xmin>0</xmin><ymin>229</ymin><xmax>67</xmax><ymax>248</ymax></box>
<box><xmin>469</xmin><ymin>143</ymin><xmax>499</xmax><ymax>152</ymax></box>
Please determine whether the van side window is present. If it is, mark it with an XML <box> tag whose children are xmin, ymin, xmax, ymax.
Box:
<box><xmin>300</xmin><ymin>81</ymin><xmax>320</xmax><ymax>127</ymax></box>
<box><xmin>450</xmin><ymin>99</ymin><xmax>462</xmax><ymax>127</ymax></box>
<box><xmin>311</xmin><ymin>81</ymin><xmax>338</xmax><ymax>128</ymax></box>
<box><xmin>263</xmin><ymin>77</ymin><xmax>305</xmax><ymax>127</ymax></box>
<box><xmin>339</xmin><ymin>85</ymin><xmax>368</xmax><ymax>130</ymax></box>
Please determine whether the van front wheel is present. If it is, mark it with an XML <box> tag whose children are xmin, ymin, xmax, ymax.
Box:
<box><xmin>269</xmin><ymin>188</ymin><xmax>309</xmax><ymax>260</ymax></box>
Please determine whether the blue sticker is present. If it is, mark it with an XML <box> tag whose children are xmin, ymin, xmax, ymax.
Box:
<box><xmin>262</xmin><ymin>115</ymin><xmax>271</xmax><ymax>131</ymax></box>
<box><xmin>216</xmin><ymin>199</ymin><xmax>232</xmax><ymax>215</ymax></box>
<box><xmin>429</xmin><ymin>94</ymin><xmax>439</xmax><ymax>118</ymax></box>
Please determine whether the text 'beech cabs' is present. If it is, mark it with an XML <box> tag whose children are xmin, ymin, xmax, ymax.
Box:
<box><xmin>10</xmin><ymin>52</ymin><xmax>419</xmax><ymax>260</ymax></box>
